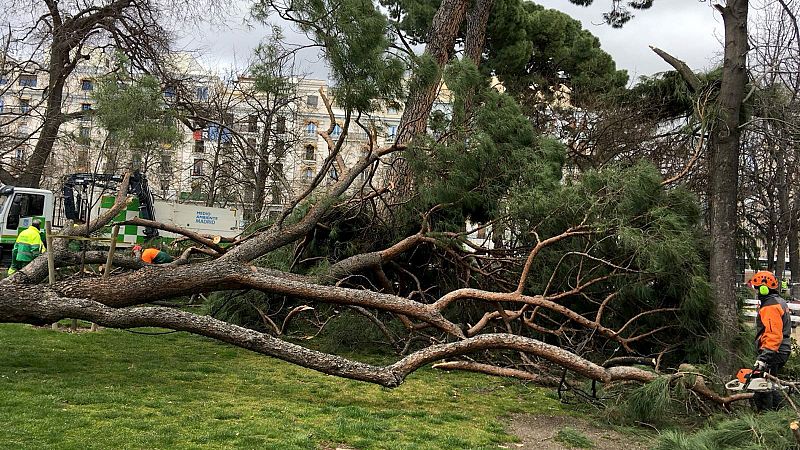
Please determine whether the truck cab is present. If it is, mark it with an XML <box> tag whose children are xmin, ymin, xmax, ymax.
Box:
<box><xmin>0</xmin><ymin>185</ymin><xmax>55</xmax><ymax>250</ymax></box>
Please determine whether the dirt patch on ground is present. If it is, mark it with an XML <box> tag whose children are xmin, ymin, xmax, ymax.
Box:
<box><xmin>504</xmin><ymin>414</ymin><xmax>651</xmax><ymax>450</ymax></box>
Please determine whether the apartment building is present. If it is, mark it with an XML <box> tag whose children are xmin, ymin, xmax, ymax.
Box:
<box><xmin>0</xmin><ymin>51</ymin><xmax>407</xmax><ymax>222</ymax></box>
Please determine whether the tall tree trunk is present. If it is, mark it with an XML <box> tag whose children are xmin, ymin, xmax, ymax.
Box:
<box><xmin>776</xmin><ymin>145</ymin><xmax>790</xmax><ymax>281</ymax></box>
<box><xmin>710</xmin><ymin>0</ymin><xmax>749</xmax><ymax>377</ymax></box>
<box><xmin>17</xmin><ymin>47</ymin><xmax>68</xmax><ymax>188</ymax></box>
<box><xmin>462</xmin><ymin>0</ymin><xmax>495</xmax><ymax>118</ymax></box>
<box><xmin>206</xmin><ymin>147</ymin><xmax>221</xmax><ymax>207</ymax></box>
<box><xmin>385</xmin><ymin>0</ymin><xmax>470</xmax><ymax>207</ymax></box>
<box><xmin>253</xmin><ymin>117</ymin><xmax>273</xmax><ymax>218</ymax></box>
<box><xmin>396</xmin><ymin>0</ymin><xmax>470</xmax><ymax>145</ymax></box>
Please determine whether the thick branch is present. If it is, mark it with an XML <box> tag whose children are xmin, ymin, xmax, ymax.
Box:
<box><xmin>116</xmin><ymin>217</ymin><xmax>226</xmax><ymax>254</ymax></box>
<box><xmin>649</xmin><ymin>46</ymin><xmax>702</xmax><ymax>92</ymax></box>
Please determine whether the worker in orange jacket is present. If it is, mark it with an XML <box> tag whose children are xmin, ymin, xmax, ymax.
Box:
<box><xmin>749</xmin><ymin>270</ymin><xmax>792</xmax><ymax>411</ymax></box>
<box><xmin>132</xmin><ymin>245</ymin><xmax>174</xmax><ymax>264</ymax></box>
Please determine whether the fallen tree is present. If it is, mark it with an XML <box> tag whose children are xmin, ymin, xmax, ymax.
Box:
<box><xmin>0</xmin><ymin>0</ymin><xmax>745</xmax><ymax>414</ymax></box>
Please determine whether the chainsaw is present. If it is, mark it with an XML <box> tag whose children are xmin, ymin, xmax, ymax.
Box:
<box><xmin>725</xmin><ymin>368</ymin><xmax>785</xmax><ymax>392</ymax></box>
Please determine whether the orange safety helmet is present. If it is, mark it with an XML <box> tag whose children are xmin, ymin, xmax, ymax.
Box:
<box><xmin>750</xmin><ymin>270</ymin><xmax>779</xmax><ymax>295</ymax></box>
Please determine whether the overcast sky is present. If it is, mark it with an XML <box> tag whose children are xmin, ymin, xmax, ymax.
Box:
<box><xmin>179</xmin><ymin>0</ymin><xmax>725</xmax><ymax>84</ymax></box>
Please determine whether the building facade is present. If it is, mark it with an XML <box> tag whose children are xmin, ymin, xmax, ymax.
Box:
<box><xmin>0</xmin><ymin>51</ymin><xmax>406</xmax><ymax>223</ymax></box>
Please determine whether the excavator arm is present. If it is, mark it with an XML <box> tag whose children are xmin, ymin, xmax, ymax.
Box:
<box><xmin>62</xmin><ymin>171</ymin><xmax>158</xmax><ymax>238</ymax></box>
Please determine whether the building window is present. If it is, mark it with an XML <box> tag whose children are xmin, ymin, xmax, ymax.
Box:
<box><xmin>332</xmin><ymin>124</ymin><xmax>342</xmax><ymax>137</ymax></box>
<box><xmin>388</xmin><ymin>106</ymin><xmax>399</xmax><ymax>115</ymax></box>
<box><xmin>476</xmin><ymin>227</ymin><xmax>487</xmax><ymax>240</ymax></box>
<box><xmin>247</xmin><ymin>137</ymin><xmax>256</xmax><ymax>150</ymax></box>
<box><xmin>0</xmin><ymin>97</ymin><xmax>4</xmax><ymax>113</ymax></box>
<box><xmin>19</xmin><ymin>75</ymin><xmax>36</xmax><ymax>87</ymax></box>
<box><xmin>81</xmin><ymin>79</ymin><xmax>93</xmax><ymax>91</ymax></box>
<box><xmin>304</xmin><ymin>144</ymin><xmax>315</xmax><ymax>161</ymax></box>
<box><xmin>0</xmin><ymin>78</ymin><xmax>7</xmax><ymax>85</ymax></box>
<box><xmin>306</xmin><ymin>122</ymin><xmax>317</xmax><ymax>136</ymax></box>
<box><xmin>303</xmin><ymin>167</ymin><xmax>314</xmax><ymax>182</ymax></box>
<box><xmin>163</xmin><ymin>85</ymin><xmax>176</xmax><ymax>98</ymax></box>
<box><xmin>329</xmin><ymin>166</ymin><xmax>338</xmax><ymax>181</ymax></box>
<box><xmin>306</xmin><ymin>95</ymin><xmax>318</xmax><ymax>107</ymax></box>
<box><xmin>160</xmin><ymin>179</ymin><xmax>170</xmax><ymax>192</ymax></box>
<box><xmin>194</xmin><ymin>140</ymin><xmax>204</xmax><ymax>153</ymax></box>
<box><xmin>276</xmin><ymin>116</ymin><xmax>286</xmax><ymax>133</ymax></box>
<box><xmin>386</xmin><ymin>125</ymin><xmax>397</xmax><ymax>142</ymax></box>
<box><xmin>192</xmin><ymin>159</ymin><xmax>204</xmax><ymax>176</ymax></box>
<box><xmin>81</xmin><ymin>103</ymin><xmax>91</xmax><ymax>121</ymax></box>
<box><xmin>19</xmin><ymin>99</ymin><xmax>30</xmax><ymax>113</ymax></box>
<box><xmin>248</xmin><ymin>115</ymin><xmax>258</xmax><ymax>133</ymax></box>
<box><xmin>222</xmin><ymin>113</ymin><xmax>234</xmax><ymax>126</ymax></box>
<box><xmin>79</xmin><ymin>127</ymin><xmax>90</xmax><ymax>139</ymax></box>
<box><xmin>196</xmin><ymin>86</ymin><xmax>208</xmax><ymax>101</ymax></box>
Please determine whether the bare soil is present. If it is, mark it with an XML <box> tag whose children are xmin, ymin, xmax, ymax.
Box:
<box><xmin>503</xmin><ymin>414</ymin><xmax>651</xmax><ymax>450</ymax></box>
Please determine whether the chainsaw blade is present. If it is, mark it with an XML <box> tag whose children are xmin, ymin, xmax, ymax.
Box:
<box><xmin>725</xmin><ymin>377</ymin><xmax>783</xmax><ymax>392</ymax></box>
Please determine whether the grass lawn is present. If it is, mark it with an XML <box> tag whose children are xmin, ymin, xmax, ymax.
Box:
<box><xmin>0</xmin><ymin>324</ymin><xmax>566</xmax><ymax>449</ymax></box>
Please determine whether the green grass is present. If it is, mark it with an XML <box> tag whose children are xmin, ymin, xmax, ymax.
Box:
<box><xmin>555</xmin><ymin>427</ymin><xmax>595</xmax><ymax>448</ymax></box>
<box><xmin>0</xmin><ymin>324</ymin><xmax>565</xmax><ymax>449</ymax></box>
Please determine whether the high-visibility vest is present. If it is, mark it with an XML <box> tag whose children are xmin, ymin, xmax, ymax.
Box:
<box><xmin>13</xmin><ymin>226</ymin><xmax>45</xmax><ymax>262</ymax></box>
<box><xmin>141</xmin><ymin>248</ymin><xmax>173</xmax><ymax>264</ymax></box>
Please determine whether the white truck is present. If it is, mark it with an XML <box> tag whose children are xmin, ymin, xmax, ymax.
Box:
<box><xmin>0</xmin><ymin>172</ymin><xmax>241</xmax><ymax>260</ymax></box>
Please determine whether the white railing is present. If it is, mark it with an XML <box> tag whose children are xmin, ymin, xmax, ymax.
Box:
<box><xmin>743</xmin><ymin>298</ymin><xmax>800</xmax><ymax>325</ymax></box>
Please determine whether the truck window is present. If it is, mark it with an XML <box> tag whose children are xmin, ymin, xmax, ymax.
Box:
<box><xmin>0</xmin><ymin>194</ymin><xmax>7</xmax><ymax>214</ymax></box>
<box><xmin>6</xmin><ymin>193</ymin><xmax>45</xmax><ymax>230</ymax></box>
<box><xmin>17</xmin><ymin>194</ymin><xmax>45</xmax><ymax>217</ymax></box>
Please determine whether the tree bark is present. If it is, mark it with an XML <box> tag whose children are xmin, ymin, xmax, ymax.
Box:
<box><xmin>17</xmin><ymin>50</ymin><xmax>68</xmax><ymax>188</ymax></box>
<box><xmin>396</xmin><ymin>0</ymin><xmax>470</xmax><ymax>145</ymax></box>
<box><xmin>710</xmin><ymin>0</ymin><xmax>749</xmax><ymax>377</ymax></box>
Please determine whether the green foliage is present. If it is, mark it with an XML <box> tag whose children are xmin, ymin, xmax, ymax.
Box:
<box><xmin>401</xmin><ymin>55</ymin><xmax>712</xmax><ymax>363</ymax></box>
<box><xmin>203</xmin><ymin>290</ymin><xmax>273</xmax><ymax>331</ymax></box>
<box><xmin>508</xmin><ymin>162</ymin><xmax>715</xmax><ymax>361</ymax></box>
<box><xmin>555</xmin><ymin>427</ymin><xmax>595</xmax><ymax>448</ymax></box>
<box><xmin>314</xmin><ymin>309</ymin><xmax>403</xmax><ymax>354</ymax></box>
<box><xmin>253</xmin><ymin>0</ymin><xmax>403</xmax><ymax>112</ymax></box>
<box><xmin>627</xmin><ymin>68</ymin><xmax>722</xmax><ymax>121</ymax></box>
<box><xmin>619</xmin><ymin>377</ymin><xmax>674</xmax><ymax>424</ymax></box>
<box><xmin>250</xmin><ymin>28</ymin><xmax>296</xmax><ymax>96</ymax></box>
<box><xmin>380</xmin><ymin>0</ymin><xmax>626</xmax><ymax>103</ymax></box>
<box><xmin>408</xmin><ymin>78</ymin><xmax>564</xmax><ymax>224</ymax></box>
<box><xmin>653</xmin><ymin>411</ymin><xmax>800</xmax><ymax>450</ymax></box>
<box><xmin>486</xmin><ymin>0</ymin><xmax>628</xmax><ymax>103</ymax></box>
<box><xmin>92</xmin><ymin>54</ymin><xmax>181</xmax><ymax>150</ymax></box>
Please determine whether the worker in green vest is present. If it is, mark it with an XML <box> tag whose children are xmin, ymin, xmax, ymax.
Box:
<box><xmin>7</xmin><ymin>219</ymin><xmax>46</xmax><ymax>276</ymax></box>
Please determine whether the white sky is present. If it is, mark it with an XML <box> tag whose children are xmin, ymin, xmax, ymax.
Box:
<box><xmin>178</xmin><ymin>0</ymin><xmax>726</xmax><ymax>84</ymax></box>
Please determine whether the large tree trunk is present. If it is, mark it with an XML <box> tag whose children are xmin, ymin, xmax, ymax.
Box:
<box><xmin>387</xmin><ymin>0</ymin><xmax>470</xmax><ymax>206</ymax></box>
<box><xmin>17</xmin><ymin>47</ymin><xmax>69</xmax><ymax>188</ymax></box>
<box><xmin>462</xmin><ymin>0</ymin><xmax>495</xmax><ymax>117</ymax></box>
<box><xmin>253</xmin><ymin>116</ymin><xmax>274</xmax><ymax>217</ymax></box>
<box><xmin>395</xmin><ymin>0</ymin><xmax>470</xmax><ymax>145</ymax></box>
<box><xmin>776</xmin><ymin>145</ymin><xmax>790</xmax><ymax>281</ymax></box>
<box><xmin>710</xmin><ymin>0</ymin><xmax>749</xmax><ymax>377</ymax></box>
